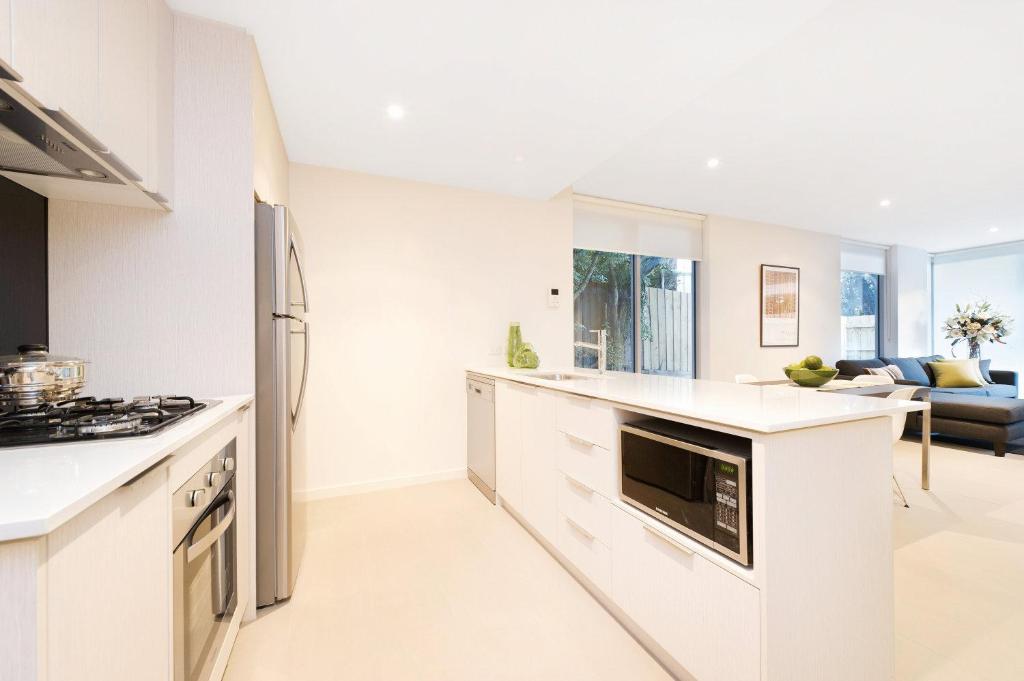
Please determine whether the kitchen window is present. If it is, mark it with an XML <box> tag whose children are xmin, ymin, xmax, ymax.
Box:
<box><xmin>840</xmin><ymin>270</ymin><xmax>883</xmax><ymax>359</ymax></box>
<box><xmin>573</xmin><ymin>249</ymin><xmax>696</xmax><ymax>377</ymax></box>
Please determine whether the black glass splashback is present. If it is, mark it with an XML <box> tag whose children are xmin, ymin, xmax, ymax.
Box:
<box><xmin>0</xmin><ymin>177</ymin><xmax>48</xmax><ymax>354</ymax></box>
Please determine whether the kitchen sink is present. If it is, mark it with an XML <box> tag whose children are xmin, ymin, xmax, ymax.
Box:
<box><xmin>529</xmin><ymin>372</ymin><xmax>596</xmax><ymax>381</ymax></box>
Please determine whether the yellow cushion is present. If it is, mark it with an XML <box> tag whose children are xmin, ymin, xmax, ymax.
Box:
<box><xmin>938</xmin><ymin>357</ymin><xmax>986</xmax><ymax>384</ymax></box>
<box><xmin>929</xmin><ymin>360</ymin><xmax>984</xmax><ymax>388</ymax></box>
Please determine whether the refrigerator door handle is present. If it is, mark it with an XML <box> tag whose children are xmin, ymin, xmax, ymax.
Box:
<box><xmin>291</xmin><ymin>320</ymin><xmax>309</xmax><ymax>428</ymax></box>
<box><xmin>289</xmin><ymin>237</ymin><xmax>310</xmax><ymax>314</ymax></box>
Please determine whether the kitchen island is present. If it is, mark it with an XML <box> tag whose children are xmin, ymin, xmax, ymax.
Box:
<box><xmin>468</xmin><ymin>368</ymin><xmax>927</xmax><ymax>681</ymax></box>
<box><xmin>0</xmin><ymin>395</ymin><xmax>253</xmax><ymax>681</ymax></box>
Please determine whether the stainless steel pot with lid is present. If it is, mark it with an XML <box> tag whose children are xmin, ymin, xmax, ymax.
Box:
<box><xmin>0</xmin><ymin>344</ymin><xmax>87</xmax><ymax>407</ymax></box>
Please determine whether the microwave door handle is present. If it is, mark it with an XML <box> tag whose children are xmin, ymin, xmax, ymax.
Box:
<box><xmin>186</xmin><ymin>492</ymin><xmax>236</xmax><ymax>564</ymax></box>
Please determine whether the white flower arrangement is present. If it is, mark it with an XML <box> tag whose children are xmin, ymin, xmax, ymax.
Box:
<box><xmin>943</xmin><ymin>301</ymin><xmax>1012</xmax><ymax>357</ymax></box>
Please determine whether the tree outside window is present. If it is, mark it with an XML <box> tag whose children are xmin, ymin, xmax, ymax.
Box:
<box><xmin>573</xmin><ymin>249</ymin><xmax>695</xmax><ymax>376</ymax></box>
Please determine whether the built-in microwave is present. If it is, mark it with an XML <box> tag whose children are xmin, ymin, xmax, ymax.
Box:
<box><xmin>620</xmin><ymin>419</ymin><xmax>753</xmax><ymax>566</ymax></box>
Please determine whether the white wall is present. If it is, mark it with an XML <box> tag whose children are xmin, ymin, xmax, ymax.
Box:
<box><xmin>48</xmin><ymin>15</ymin><xmax>256</xmax><ymax>397</ymax></box>
<box><xmin>252</xmin><ymin>42</ymin><xmax>289</xmax><ymax>206</ymax></box>
<box><xmin>890</xmin><ymin>245</ymin><xmax>932</xmax><ymax>357</ymax></box>
<box><xmin>289</xmin><ymin>164</ymin><xmax>572</xmax><ymax>497</ymax></box>
<box><xmin>701</xmin><ymin>214</ymin><xmax>841</xmax><ymax>381</ymax></box>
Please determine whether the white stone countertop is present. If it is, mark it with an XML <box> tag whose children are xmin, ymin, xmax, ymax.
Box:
<box><xmin>467</xmin><ymin>368</ymin><xmax>927</xmax><ymax>434</ymax></box>
<box><xmin>0</xmin><ymin>394</ymin><xmax>252</xmax><ymax>542</ymax></box>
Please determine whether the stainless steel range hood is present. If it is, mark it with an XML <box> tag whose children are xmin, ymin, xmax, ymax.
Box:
<box><xmin>0</xmin><ymin>58</ymin><xmax>166</xmax><ymax>209</ymax></box>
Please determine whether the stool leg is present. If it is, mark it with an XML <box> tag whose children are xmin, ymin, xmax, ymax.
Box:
<box><xmin>893</xmin><ymin>476</ymin><xmax>910</xmax><ymax>508</ymax></box>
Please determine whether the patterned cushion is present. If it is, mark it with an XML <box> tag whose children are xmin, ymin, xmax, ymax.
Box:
<box><xmin>867</xmin><ymin>365</ymin><xmax>905</xmax><ymax>381</ymax></box>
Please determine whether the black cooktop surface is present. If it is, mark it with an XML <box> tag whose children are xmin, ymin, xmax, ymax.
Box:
<box><xmin>0</xmin><ymin>395</ymin><xmax>214</xmax><ymax>448</ymax></box>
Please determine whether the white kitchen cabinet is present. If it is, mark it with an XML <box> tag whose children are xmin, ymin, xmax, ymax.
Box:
<box><xmin>495</xmin><ymin>381</ymin><xmax>524</xmax><ymax>512</ymax></box>
<box><xmin>147</xmin><ymin>0</ymin><xmax>173</xmax><ymax>203</ymax></box>
<box><xmin>520</xmin><ymin>389</ymin><xmax>559</xmax><ymax>543</ymax></box>
<box><xmin>555</xmin><ymin>393</ymin><xmax>617</xmax><ymax>451</ymax></box>
<box><xmin>558</xmin><ymin>471</ymin><xmax>613</xmax><ymax>546</ymax></box>
<box><xmin>97</xmin><ymin>0</ymin><xmax>150</xmax><ymax>185</ymax></box>
<box><xmin>556</xmin><ymin>513</ymin><xmax>612</xmax><ymax>593</ymax></box>
<box><xmin>10</xmin><ymin>0</ymin><xmax>100</xmax><ymax>133</ymax></box>
<box><xmin>45</xmin><ymin>463</ymin><xmax>170</xmax><ymax>680</ymax></box>
<box><xmin>556</xmin><ymin>430</ymin><xmax>617</xmax><ymax>499</ymax></box>
<box><xmin>0</xmin><ymin>0</ymin><xmax>11</xmax><ymax>64</ymax></box>
<box><xmin>7</xmin><ymin>0</ymin><xmax>173</xmax><ymax>207</ymax></box>
<box><xmin>611</xmin><ymin>506</ymin><xmax>760</xmax><ymax>681</ymax></box>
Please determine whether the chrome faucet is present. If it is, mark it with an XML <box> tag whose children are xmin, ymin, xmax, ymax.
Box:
<box><xmin>574</xmin><ymin>329</ymin><xmax>608</xmax><ymax>373</ymax></box>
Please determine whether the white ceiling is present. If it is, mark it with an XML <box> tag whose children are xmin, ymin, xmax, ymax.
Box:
<box><xmin>169</xmin><ymin>0</ymin><xmax>1023</xmax><ymax>252</ymax></box>
<box><xmin>575</xmin><ymin>0</ymin><xmax>1024</xmax><ymax>252</ymax></box>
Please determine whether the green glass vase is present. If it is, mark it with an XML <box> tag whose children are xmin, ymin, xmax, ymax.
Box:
<box><xmin>506</xmin><ymin>323</ymin><xmax>522</xmax><ymax>367</ymax></box>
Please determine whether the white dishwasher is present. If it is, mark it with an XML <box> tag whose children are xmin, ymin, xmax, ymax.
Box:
<box><xmin>466</xmin><ymin>375</ymin><xmax>496</xmax><ymax>503</ymax></box>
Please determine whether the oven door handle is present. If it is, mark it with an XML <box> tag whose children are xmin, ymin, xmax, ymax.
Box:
<box><xmin>186</xmin><ymin>491</ymin><xmax>235</xmax><ymax>564</ymax></box>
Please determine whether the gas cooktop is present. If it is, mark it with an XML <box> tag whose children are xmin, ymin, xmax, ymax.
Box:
<box><xmin>0</xmin><ymin>395</ymin><xmax>217</xmax><ymax>448</ymax></box>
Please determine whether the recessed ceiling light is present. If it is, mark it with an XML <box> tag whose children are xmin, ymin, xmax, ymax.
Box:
<box><xmin>989</xmin><ymin>226</ymin><xmax>1000</xmax><ymax>233</ymax></box>
<box><xmin>78</xmin><ymin>168</ymin><xmax>107</xmax><ymax>178</ymax></box>
<box><xmin>706</xmin><ymin>158</ymin><xmax>720</xmax><ymax>168</ymax></box>
<box><xmin>879</xmin><ymin>199</ymin><xmax>891</xmax><ymax>207</ymax></box>
<box><xmin>513</xmin><ymin>154</ymin><xmax>524</xmax><ymax>163</ymax></box>
<box><xmin>385</xmin><ymin>104</ymin><xmax>405</xmax><ymax>120</ymax></box>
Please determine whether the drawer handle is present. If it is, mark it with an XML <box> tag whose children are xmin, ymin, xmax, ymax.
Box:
<box><xmin>643</xmin><ymin>524</ymin><xmax>694</xmax><ymax>556</ymax></box>
<box><xmin>565</xmin><ymin>517</ymin><xmax>595</xmax><ymax>542</ymax></box>
<box><xmin>564</xmin><ymin>475</ymin><xmax>594</xmax><ymax>495</ymax></box>
<box><xmin>564</xmin><ymin>432</ymin><xmax>595</xmax><ymax>448</ymax></box>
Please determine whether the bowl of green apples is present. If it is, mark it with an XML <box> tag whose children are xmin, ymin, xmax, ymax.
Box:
<box><xmin>784</xmin><ymin>355</ymin><xmax>839</xmax><ymax>387</ymax></box>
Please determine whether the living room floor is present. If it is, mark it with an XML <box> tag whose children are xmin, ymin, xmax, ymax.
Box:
<box><xmin>894</xmin><ymin>438</ymin><xmax>1024</xmax><ymax>681</ymax></box>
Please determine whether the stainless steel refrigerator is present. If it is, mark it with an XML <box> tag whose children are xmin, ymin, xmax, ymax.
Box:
<box><xmin>254</xmin><ymin>201</ymin><xmax>309</xmax><ymax>607</ymax></box>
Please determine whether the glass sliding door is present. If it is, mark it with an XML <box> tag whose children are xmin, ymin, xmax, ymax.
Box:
<box><xmin>639</xmin><ymin>256</ymin><xmax>695</xmax><ymax>377</ymax></box>
<box><xmin>841</xmin><ymin>271</ymin><xmax>882</xmax><ymax>359</ymax></box>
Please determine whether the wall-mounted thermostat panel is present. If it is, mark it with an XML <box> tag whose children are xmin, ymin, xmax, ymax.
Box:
<box><xmin>548</xmin><ymin>288</ymin><xmax>560</xmax><ymax>308</ymax></box>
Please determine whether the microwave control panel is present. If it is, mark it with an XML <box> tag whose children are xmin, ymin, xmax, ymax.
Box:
<box><xmin>713</xmin><ymin>461</ymin><xmax>741</xmax><ymax>550</ymax></box>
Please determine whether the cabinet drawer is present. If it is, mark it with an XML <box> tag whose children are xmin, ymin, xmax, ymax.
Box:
<box><xmin>558</xmin><ymin>472</ymin><xmax>612</xmax><ymax>546</ymax></box>
<box><xmin>611</xmin><ymin>507</ymin><xmax>760</xmax><ymax>681</ymax></box>
<box><xmin>557</xmin><ymin>513</ymin><xmax>611</xmax><ymax>594</ymax></box>
<box><xmin>557</xmin><ymin>431</ymin><xmax>616</xmax><ymax>499</ymax></box>
<box><xmin>556</xmin><ymin>394</ymin><xmax>616</xmax><ymax>451</ymax></box>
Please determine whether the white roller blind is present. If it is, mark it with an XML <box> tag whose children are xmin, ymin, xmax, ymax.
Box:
<box><xmin>841</xmin><ymin>241</ymin><xmax>887</xmax><ymax>275</ymax></box>
<box><xmin>573</xmin><ymin>195</ymin><xmax>703</xmax><ymax>261</ymax></box>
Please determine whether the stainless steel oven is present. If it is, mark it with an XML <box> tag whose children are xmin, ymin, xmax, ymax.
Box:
<box><xmin>620</xmin><ymin>420</ymin><xmax>753</xmax><ymax>566</ymax></box>
<box><xmin>173</xmin><ymin>441</ymin><xmax>238</xmax><ymax>681</ymax></box>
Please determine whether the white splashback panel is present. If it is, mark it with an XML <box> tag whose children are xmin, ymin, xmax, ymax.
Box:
<box><xmin>47</xmin><ymin>15</ymin><xmax>255</xmax><ymax>399</ymax></box>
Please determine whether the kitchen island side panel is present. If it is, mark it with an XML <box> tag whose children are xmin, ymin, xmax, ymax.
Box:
<box><xmin>755</xmin><ymin>416</ymin><xmax>894</xmax><ymax>681</ymax></box>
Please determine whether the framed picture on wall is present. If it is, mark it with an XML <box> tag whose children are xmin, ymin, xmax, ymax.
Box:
<box><xmin>760</xmin><ymin>264</ymin><xmax>800</xmax><ymax>347</ymax></box>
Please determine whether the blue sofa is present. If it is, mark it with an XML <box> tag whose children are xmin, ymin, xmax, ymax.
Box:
<box><xmin>836</xmin><ymin>355</ymin><xmax>1021</xmax><ymax>456</ymax></box>
<box><xmin>836</xmin><ymin>355</ymin><xmax>1019</xmax><ymax>398</ymax></box>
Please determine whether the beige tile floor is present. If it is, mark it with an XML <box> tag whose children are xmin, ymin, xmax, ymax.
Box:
<box><xmin>225</xmin><ymin>440</ymin><xmax>1023</xmax><ymax>681</ymax></box>
<box><xmin>893</xmin><ymin>440</ymin><xmax>1024</xmax><ymax>681</ymax></box>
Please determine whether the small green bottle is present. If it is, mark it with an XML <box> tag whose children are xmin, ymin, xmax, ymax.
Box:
<box><xmin>506</xmin><ymin>323</ymin><xmax>522</xmax><ymax>367</ymax></box>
